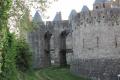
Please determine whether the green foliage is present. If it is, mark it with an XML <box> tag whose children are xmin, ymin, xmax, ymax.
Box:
<box><xmin>0</xmin><ymin>0</ymin><xmax>58</xmax><ymax>80</ymax></box>
<box><xmin>19</xmin><ymin>9</ymin><xmax>33</xmax><ymax>38</ymax></box>
<box><xmin>0</xmin><ymin>0</ymin><xmax>12</xmax><ymax>31</ymax></box>
<box><xmin>0</xmin><ymin>28</ymin><xmax>33</xmax><ymax>80</ymax></box>
<box><xmin>0</xmin><ymin>28</ymin><xmax>18</xmax><ymax>80</ymax></box>
<box><xmin>15</xmin><ymin>38</ymin><xmax>32</xmax><ymax>72</ymax></box>
<box><xmin>20</xmin><ymin>10</ymin><xmax>32</xmax><ymax>31</ymax></box>
<box><xmin>0</xmin><ymin>0</ymin><xmax>14</xmax><ymax>80</ymax></box>
<box><xmin>0</xmin><ymin>0</ymin><xmax>56</xmax><ymax>80</ymax></box>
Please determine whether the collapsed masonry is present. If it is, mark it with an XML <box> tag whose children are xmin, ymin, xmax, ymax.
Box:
<box><xmin>27</xmin><ymin>0</ymin><xmax>120</xmax><ymax>80</ymax></box>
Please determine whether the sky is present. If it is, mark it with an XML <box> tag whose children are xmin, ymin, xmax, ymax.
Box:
<box><xmin>31</xmin><ymin>0</ymin><xmax>95</xmax><ymax>21</ymax></box>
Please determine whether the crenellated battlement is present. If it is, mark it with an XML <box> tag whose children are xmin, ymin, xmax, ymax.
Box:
<box><xmin>32</xmin><ymin>5</ymin><xmax>120</xmax><ymax>31</ymax></box>
<box><xmin>73</xmin><ymin>8</ymin><xmax>120</xmax><ymax>27</ymax></box>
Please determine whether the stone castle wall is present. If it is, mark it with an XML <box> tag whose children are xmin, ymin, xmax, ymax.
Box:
<box><xmin>27</xmin><ymin>6</ymin><xmax>120</xmax><ymax>80</ymax></box>
<box><xmin>70</xmin><ymin>8</ymin><xmax>120</xmax><ymax>80</ymax></box>
<box><xmin>28</xmin><ymin>19</ymin><xmax>73</xmax><ymax>68</ymax></box>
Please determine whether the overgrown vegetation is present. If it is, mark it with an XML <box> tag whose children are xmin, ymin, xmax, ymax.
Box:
<box><xmin>19</xmin><ymin>9</ymin><xmax>32</xmax><ymax>38</ymax></box>
<box><xmin>0</xmin><ymin>0</ymin><xmax>14</xmax><ymax>80</ymax></box>
<box><xmin>16</xmin><ymin>39</ymin><xmax>32</xmax><ymax>72</ymax></box>
<box><xmin>0</xmin><ymin>0</ymin><xmax>55</xmax><ymax>79</ymax></box>
<box><xmin>0</xmin><ymin>29</ymin><xmax>18</xmax><ymax>80</ymax></box>
<box><xmin>0</xmin><ymin>28</ymin><xmax>33</xmax><ymax>80</ymax></box>
<box><xmin>0</xmin><ymin>1</ymin><xmax>33</xmax><ymax>79</ymax></box>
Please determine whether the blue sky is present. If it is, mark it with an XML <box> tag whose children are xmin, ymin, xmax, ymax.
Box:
<box><xmin>31</xmin><ymin>0</ymin><xmax>95</xmax><ymax>21</ymax></box>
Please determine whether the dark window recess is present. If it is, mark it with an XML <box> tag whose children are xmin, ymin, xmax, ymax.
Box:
<box><xmin>96</xmin><ymin>6</ymin><xmax>98</xmax><ymax>9</ymax></box>
<box><xmin>89</xmin><ymin>21</ymin><xmax>91</xmax><ymax>23</ymax></box>
<box><xmin>88</xmin><ymin>48</ymin><xmax>92</xmax><ymax>50</ymax></box>
<box><xmin>86</xmin><ymin>18</ymin><xmax>89</xmax><ymax>22</ymax></box>
<box><xmin>97</xmin><ymin>37</ymin><xmax>99</xmax><ymax>48</ymax></box>
<box><xmin>103</xmin><ymin>3</ymin><xmax>105</xmax><ymax>8</ymax></box>
<box><xmin>98</xmin><ymin>20</ymin><xmax>100</xmax><ymax>23</ymax></box>
<box><xmin>81</xmin><ymin>22</ymin><xmax>83</xmax><ymax>25</ymax></box>
<box><xmin>84</xmin><ymin>24</ymin><xmax>86</xmax><ymax>27</ymax></box>
<box><xmin>77</xmin><ymin>13</ymin><xmax>80</xmax><ymax>18</ymax></box>
<box><xmin>77</xmin><ymin>23</ymin><xmax>79</xmax><ymax>26</ymax></box>
<box><xmin>115</xmin><ymin>36</ymin><xmax>117</xmax><ymax>48</ymax></box>
<box><xmin>112</xmin><ymin>23</ymin><xmax>114</xmax><ymax>26</ymax></box>
<box><xmin>116</xmin><ymin>22</ymin><xmax>119</xmax><ymax>25</ymax></box>
<box><xmin>75</xmin><ymin>27</ymin><xmax>76</xmax><ymax>29</ymax></box>
<box><xmin>83</xmin><ymin>38</ymin><xmax>84</xmax><ymax>48</ymax></box>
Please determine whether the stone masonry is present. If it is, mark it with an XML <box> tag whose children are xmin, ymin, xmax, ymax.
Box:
<box><xmin>27</xmin><ymin>0</ymin><xmax>120</xmax><ymax>80</ymax></box>
<box><xmin>28</xmin><ymin>11</ymin><xmax>73</xmax><ymax>68</ymax></box>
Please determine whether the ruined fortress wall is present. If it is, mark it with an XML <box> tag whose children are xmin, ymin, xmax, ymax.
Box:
<box><xmin>28</xmin><ymin>20</ymin><xmax>73</xmax><ymax>68</ymax></box>
<box><xmin>45</xmin><ymin>20</ymin><xmax>72</xmax><ymax>65</ymax></box>
<box><xmin>70</xmin><ymin>8</ymin><xmax>120</xmax><ymax>80</ymax></box>
<box><xmin>28</xmin><ymin>7</ymin><xmax>120</xmax><ymax>80</ymax></box>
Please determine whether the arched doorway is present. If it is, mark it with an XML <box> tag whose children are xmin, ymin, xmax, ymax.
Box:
<box><xmin>59</xmin><ymin>30</ymin><xmax>71</xmax><ymax>66</ymax></box>
<box><xmin>44</xmin><ymin>31</ymin><xmax>52</xmax><ymax>66</ymax></box>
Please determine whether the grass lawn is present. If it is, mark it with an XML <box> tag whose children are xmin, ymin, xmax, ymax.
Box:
<box><xmin>18</xmin><ymin>67</ymin><xmax>90</xmax><ymax>80</ymax></box>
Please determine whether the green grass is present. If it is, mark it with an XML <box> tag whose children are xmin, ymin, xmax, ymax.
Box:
<box><xmin>18</xmin><ymin>67</ymin><xmax>90</xmax><ymax>80</ymax></box>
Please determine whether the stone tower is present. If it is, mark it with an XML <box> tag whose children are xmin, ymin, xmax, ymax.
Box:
<box><xmin>112</xmin><ymin>0</ymin><xmax>120</xmax><ymax>7</ymax></box>
<box><xmin>93</xmin><ymin>0</ymin><xmax>112</xmax><ymax>10</ymax></box>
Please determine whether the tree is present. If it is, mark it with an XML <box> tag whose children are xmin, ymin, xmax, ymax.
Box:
<box><xmin>9</xmin><ymin>0</ymin><xmax>57</xmax><ymax>35</ymax></box>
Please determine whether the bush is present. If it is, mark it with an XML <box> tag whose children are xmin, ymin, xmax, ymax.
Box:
<box><xmin>0</xmin><ymin>29</ymin><xmax>18</xmax><ymax>80</ymax></box>
<box><xmin>15</xmin><ymin>39</ymin><xmax>32</xmax><ymax>72</ymax></box>
<box><xmin>0</xmin><ymin>29</ymin><xmax>33</xmax><ymax>80</ymax></box>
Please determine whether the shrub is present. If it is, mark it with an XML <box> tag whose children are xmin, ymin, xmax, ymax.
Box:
<box><xmin>0</xmin><ymin>29</ymin><xmax>33</xmax><ymax>80</ymax></box>
<box><xmin>15</xmin><ymin>39</ymin><xmax>32</xmax><ymax>72</ymax></box>
<box><xmin>0</xmin><ymin>29</ymin><xmax>18</xmax><ymax>80</ymax></box>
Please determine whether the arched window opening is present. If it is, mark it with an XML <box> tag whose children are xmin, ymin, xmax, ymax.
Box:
<box><xmin>44</xmin><ymin>31</ymin><xmax>52</xmax><ymax>66</ymax></box>
<box><xmin>96</xmin><ymin>6</ymin><xmax>99</xmax><ymax>9</ymax></box>
<box><xmin>103</xmin><ymin>3</ymin><xmax>105</xmax><ymax>8</ymax></box>
<box><xmin>59</xmin><ymin>30</ymin><xmax>72</xmax><ymax>67</ymax></box>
